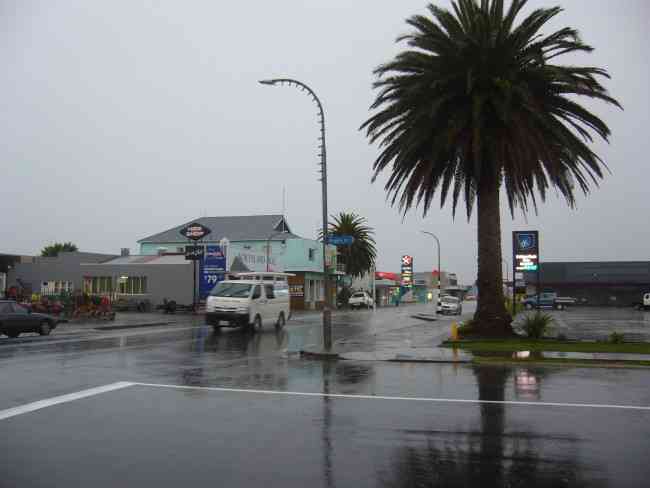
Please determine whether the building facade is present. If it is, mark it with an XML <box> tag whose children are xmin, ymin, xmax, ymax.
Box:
<box><xmin>7</xmin><ymin>252</ymin><xmax>117</xmax><ymax>296</ymax></box>
<box><xmin>523</xmin><ymin>261</ymin><xmax>650</xmax><ymax>306</ymax></box>
<box><xmin>136</xmin><ymin>214</ymin><xmax>337</xmax><ymax>310</ymax></box>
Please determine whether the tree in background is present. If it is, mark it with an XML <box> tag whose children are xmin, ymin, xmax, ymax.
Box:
<box><xmin>328</xmin><ymin>212</ymin><xmax>376</xmax><ymax>278</ymax></box>
<box><xmin>361</xmin><ymin>0</ymin><xmax>620</xmax><ymax>335</ymax></box>
<box><xmin>41</xmin><ymin>242</ymin><xmax>78</xmax><ymax>257</ymax></box>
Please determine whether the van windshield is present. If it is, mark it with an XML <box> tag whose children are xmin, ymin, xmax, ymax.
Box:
<box><xmin>210</xmin><ymin>283</ymin><xmax>252</xmax><ymax>298</ymax></box>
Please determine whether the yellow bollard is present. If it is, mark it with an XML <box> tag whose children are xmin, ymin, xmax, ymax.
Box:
<box><xmin>451</xmin><ymin>321</ymin><xmax>459</xmax><ymax>341</ymax></box>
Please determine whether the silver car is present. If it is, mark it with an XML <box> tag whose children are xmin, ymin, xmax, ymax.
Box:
<box><xmin>437</xmin><ymin>295</ymin><xmax>462</xmax><ymax>315</ymax></box>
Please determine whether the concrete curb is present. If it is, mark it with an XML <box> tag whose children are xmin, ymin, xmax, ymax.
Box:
<box><xmin>411</xmin><ymin>314</ymin><xmax>438</xmax><ymax>322</ymax></box>
<box><xmin>299</xmin><ymin>349</ymin><xmax>341</xmax><ymax>360</ymax></box>
<box><xmin>94</xmin><ymin>321</ymin><xmax>179</xmax><ymax>331</ymax></box>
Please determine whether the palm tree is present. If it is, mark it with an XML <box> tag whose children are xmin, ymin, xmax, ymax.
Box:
<box><xmin>41</xmin><ymin>242</ymin><xmax>78</xmax><ymax>257</ymax></box>
<box><xmin>327</xmin><ymin>212</ymin><xmax>376</xmax><ymax>278</ymax></box>
<box><xmin>361</xmin><ymin>0</ymin><xmax>620</xmax><ymax>335</ymax></box>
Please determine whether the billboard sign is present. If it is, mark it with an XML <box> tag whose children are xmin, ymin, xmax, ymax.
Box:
<box><xmin>401</xmin><ymin>255</ymin><xmax>414</xmax><ymax>288</ymax></box>
<box><xmin>199</xmin><ymin>245</ymin><xmax>226</xmax><ymax>299</ymax></box>
<box><xmin>513</xmin><ymin>231</ymin><xmax>539</xmax><ymax>272</ymax></box>
<box><xmin>180</xmin><ymin>222</ymin><xmax>212</xmax><ymax>241</ymax></box>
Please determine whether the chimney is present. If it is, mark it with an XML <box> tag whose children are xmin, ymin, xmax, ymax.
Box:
<box><xmin>120</xmin><ymin>248</ymin><xmax>130</xmax><ymax>257</ymax></box>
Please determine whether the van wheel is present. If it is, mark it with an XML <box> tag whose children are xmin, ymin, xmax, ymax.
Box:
<box><xmin>250</xmin><ymin>315</ymin><xmax>262</xmax><ymax>334</ymax></box>
<box><xmin>212</xmin><ymin>325</ymin><xmax>222</xmax><ymax>333</ymax></box>
<box><xmin>276</xmin><ymin>312</ymin><xmax>286</xmax><ymax>330</ymax></box>
<box><xmin>7</xmin><ymin>331</ymin><xmax>20</xmax><ymax>338</ymax></box>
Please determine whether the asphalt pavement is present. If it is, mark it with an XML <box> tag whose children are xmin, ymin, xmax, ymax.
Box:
<box><xmin>2</xmin><ymin>304</ymin><xmax>650</xmax><ymax>487</ymax></box>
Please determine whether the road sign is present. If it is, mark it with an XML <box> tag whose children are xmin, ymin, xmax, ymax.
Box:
<box><xmin>185</xmin><ymin>245</ymin><xmax>204</xmax><ymax>261</ymax></box>
<box><xmin>328</xmin><ymin>235</ymin><xmax>354</xmax><ymax>246</ymax></box>
<box><xmin>180</xmin><ymin>222</ymin><xmax>212</xmax><ymax>241</ymax></box>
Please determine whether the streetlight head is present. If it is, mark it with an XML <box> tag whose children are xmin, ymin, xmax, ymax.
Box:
<box><xmin>258</xmin><ymin>79</ymin><xmax>277</xmax><ymax>86</ymax></box>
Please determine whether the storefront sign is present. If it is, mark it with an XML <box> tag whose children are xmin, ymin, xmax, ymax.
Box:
<box><xmin>289</xmin><ymin>284</ymin><xmax>304</xmax><ymax>297</ymax></box>
<box><xmin>513</xmin><ymin>231</ymin><xmax>539</xmax><ymax>272</ymax></box>
<box><xmin>185</xmin><ymin>245</ymin><xmax>204</xmax><ymax>261</ymax></box>
<box><xmin>199</xmin><ymin>245</ymin><xmax>226</xmax><ymax>299</ymax></box>
<box><xmin>180</xmin><ymin>222</ymin><xmax>212</xmax><ymax>241</ymax></box>
<box><xmin>401</xmin><ymin>255</ymin><xmax>414</xmax><ymax>288</ymax></box>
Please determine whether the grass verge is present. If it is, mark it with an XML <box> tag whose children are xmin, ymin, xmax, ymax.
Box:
<box><xmin>441</xmin><ymin>339</ymin><xmax>650</xmax><ymax>354</ymax></box>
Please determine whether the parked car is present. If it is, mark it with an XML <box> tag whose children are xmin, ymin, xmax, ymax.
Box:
<box><xmin>349</xmin><ymin>291</ymin><xmax>374</xmax><ymax>309</ymax></box>
<box><xmin>0</xmin><ymin>300</ymin><xmax>60</xmax><ymax>338</ymax></box>
<box><xmin>634</xmin><ymin>293</ymin><xmax>650</xmax><ymax>311</ymax></box>
<box><xmin>205</xmin><ymin>272</ymin><xmax>291</xmax><ymax>332</ymax></box>
<box><xmin>437</xmin><ymin>295</ymin><xmax>462</xmax><ymax>315</ymax></box>
<box><xmin>521</xmin><ymin>292</ymin><xmax>575</xmax><ymax>310</ymax></box>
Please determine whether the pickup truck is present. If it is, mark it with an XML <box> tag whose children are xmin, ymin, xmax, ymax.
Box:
<box><xmin>634</xmin><ymin>293</ymin><xmax>650</xmax><ymax>311</ymax></box>
<box><xmin>521</xmin><ymin>292</ymin><xmax>576</xmax><ymax>310</ymax></box>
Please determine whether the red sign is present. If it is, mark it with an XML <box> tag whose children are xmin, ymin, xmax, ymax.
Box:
<box><xmin>375</xmin><ymin>271</ymin><xmax>399</xmax><ymax>281</ymax></box>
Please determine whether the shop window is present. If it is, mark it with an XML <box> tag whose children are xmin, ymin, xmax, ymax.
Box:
<box><xmin>118</xmin><ymin>276</ymin><xmax>147</xmax><ymax>295</ymax></box>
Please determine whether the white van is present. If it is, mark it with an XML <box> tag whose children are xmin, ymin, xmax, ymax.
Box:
<box><xmin>205</xmin><ymin>272</ymin><xmax>293</xmax><ymax>332</ymax></box>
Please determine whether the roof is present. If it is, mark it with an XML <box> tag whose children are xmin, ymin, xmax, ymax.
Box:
<box><xmin>137</xmin><ymin>215</ymin><xmax>299</xmax><ymax>244</ymax></box>
<box><xmin>81</xmin><ymin>254</ymin><xmax>189</xmax><ymax>266</ymax></box>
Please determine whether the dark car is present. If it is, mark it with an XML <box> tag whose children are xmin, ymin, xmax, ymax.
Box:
<box><xmin>0</xmin><ymin>300</ymin><xmax>59</xmax><ymax>338</ymax></box>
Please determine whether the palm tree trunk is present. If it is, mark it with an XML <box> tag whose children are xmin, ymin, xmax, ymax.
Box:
<box><xmin>474</xmin><ymin>176</ymin><xmax>512</xmax><ymax>335</ymax></box>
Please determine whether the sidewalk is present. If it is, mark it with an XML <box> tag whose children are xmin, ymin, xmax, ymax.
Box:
<box><xmin>300</xmin><ymin>304</ymin><xmax>650</xmax><ymax>365</ymax></box>
<box><xmin>301</xmin><ymin>303</ymin><xmax>473</xmax><ymax>363</ymax></box>
<box><xmin>60</xmin><ymin>312</ymin><xmax>201</xmax><ymax>333</ymax></box>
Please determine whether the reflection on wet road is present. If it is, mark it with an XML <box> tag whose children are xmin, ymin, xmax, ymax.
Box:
<box><xmin>1</xmin><ymin>305</ymin><xmax>650</xmax><ymax>487</ymax></box>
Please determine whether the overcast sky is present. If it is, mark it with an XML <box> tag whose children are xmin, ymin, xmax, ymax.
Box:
<box><xmin>2</xmin><ymin>0</ymin><xmax>648</xmax><ymax>283</ymax></box>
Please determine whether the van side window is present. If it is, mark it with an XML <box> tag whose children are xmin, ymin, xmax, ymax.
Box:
<box><xmin>252</xmin><ymin>285</ymin><xmax>261</xmax><ymax>299</ymax></box>
<box><xmin>264</xmin><ymin>284</ymin><xmax>275</xmax><ymax>299</ymax></box>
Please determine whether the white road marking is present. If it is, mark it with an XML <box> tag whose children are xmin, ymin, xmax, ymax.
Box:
<box><xmin>133</xmin><ymin>382</ymin><xmax>650</xmax><ymax>411</ymax></box>
<box><xmin>0</xmin><ymin>381</ymin><xmax>135</xmax><ymax>421</ymax></box>
<box><xmin>3</xmin><ymin>381</ymin><xmax>649</xmax><ymax>421</ymax></box>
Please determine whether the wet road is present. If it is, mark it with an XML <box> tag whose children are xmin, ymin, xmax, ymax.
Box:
<box><xmin>2</xmin><ymin>306</ymin><xmax>650</xmax><ymax>487</ymax></box>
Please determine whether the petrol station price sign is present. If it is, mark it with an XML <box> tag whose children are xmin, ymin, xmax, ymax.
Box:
<box><xmin>513</xmin><ymin>231</ymin><xmax>539</xmax><ymax>272</ymax></box>
<box><xmin>401</xmin><ymin>255</ymin><xmax>414</xmax><ymax>288</ymax></box>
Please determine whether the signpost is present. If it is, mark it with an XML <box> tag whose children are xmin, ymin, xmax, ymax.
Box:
<box><xmin>327</xmin><ymin>235</ymin><xmax>354</xmax><ymax>246</ymax></box>
<box><xmin>199</xmin><ymin>245</ymin><xmax>226</xmax><ymax>299</ymax></box>
<box><xmin>180</xmin><ymin>223</ymin><xmax>212</xmax><ymax>311</ymax></box>
<box><xmin>401</xmin><ymin>255</ymin><xmax>414</xmax><ymax>289</ymax></box>
<box><xmin>184</xmin><ymin>245</ymin><xmax>204</xmax><ymax>261</ymax></box>
<box><xmin>513</xmin><ymin>231</ymin><xmax>540</xmax><ymax>312</ymax></box>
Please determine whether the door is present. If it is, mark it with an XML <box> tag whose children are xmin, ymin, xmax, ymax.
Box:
<box><xmin>250</xmin><ymin>285</ymin><xmax>263</xmax><ymax>324</ymax></box>
<box><xmin>264</xmin><ymin>284</ymin><xmax>279</xmax><ymax>324</ymax></box>
<box><xmin>7</xmin><ymin>303</ymin><xmax>36</xmax><ymax>333</ymax></box>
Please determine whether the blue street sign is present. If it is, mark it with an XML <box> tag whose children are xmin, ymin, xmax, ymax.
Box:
<box><xmin>328</xmin><ymin>235</ymin><xmax>354</xmax><ymax>246</ymax></box>
<box><xmin>199</xmin><ymin>245</ymin><xmax>226</xmax><ymax>299</ymax></box>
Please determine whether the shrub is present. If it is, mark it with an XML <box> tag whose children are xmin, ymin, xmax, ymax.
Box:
<box><xmin>522</xmin><ymin>312</ymin><xmax>554</xmax><ymax>339</ymax></box>
<box><xmin>609</xmin><ymin>332</ymin><xmax>624</xmax><ymax>344</ymax></box>
<box><xmin>504</xmin><ymin>297</ymin><xmax>524</xmax><ymax>316</ymax></box>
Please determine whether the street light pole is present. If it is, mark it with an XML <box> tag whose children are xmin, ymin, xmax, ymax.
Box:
<box><xmin>259</xmin><ymin>78</ymin><xmax>332</xmax><ymax>351</ymax></box>
<box><xmin>421</xmin><ymin>231</ymin><xmax>441</xmax><ymax>314</ymax></box>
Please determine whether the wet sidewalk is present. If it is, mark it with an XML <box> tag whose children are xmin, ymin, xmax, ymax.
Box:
<box><xmin>59</xmin><ymin>312</ymin><xmax>201</xmax><ymax>333</ymax></box>
<box><xmin>301</xmin><ymin>303</ymin><xmax>474</xmax><ymax>363</ymax></box>
<box><xmin>300</xmin><ymin>304</ymin><xmax>650</xmax><ymax>365</ymax></box>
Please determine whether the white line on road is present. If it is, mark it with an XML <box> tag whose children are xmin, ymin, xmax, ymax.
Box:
<box><xmin>133</xmin><ymin>382</ymin><xmax>650</xmax><ymax>411</ymax></box>
<box><xmin>0</xmin><ymin>381</ymin><xmax>135</xmax><ymax>421</ymax></box>
<box><xmin>3</xmin><ymin>381</ymin><xmax>649</xmax><ymax>421</ymax></box>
